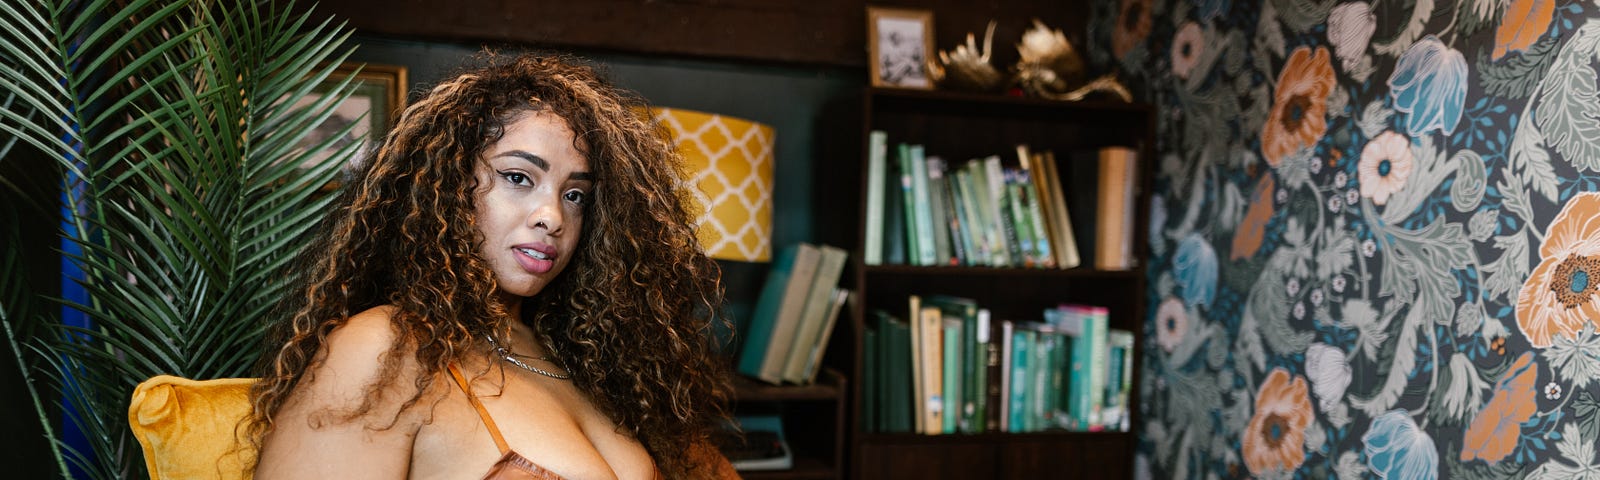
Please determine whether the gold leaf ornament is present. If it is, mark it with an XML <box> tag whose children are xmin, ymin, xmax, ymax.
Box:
<box><xmin>1012</xmin><ymin>19</ymin><xmax>1133</xmax><ymax>102</ymax></box>
<box><xmin>929</xmin><ymin>20</ymin><xmax>1003</xmax><ymax>92</ymax></box>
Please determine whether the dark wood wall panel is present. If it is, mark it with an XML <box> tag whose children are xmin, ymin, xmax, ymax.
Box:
<box><xmin>308</xmin><ymin>0</ymin><xmax>1090</xmax><ymax>68</ymax></box>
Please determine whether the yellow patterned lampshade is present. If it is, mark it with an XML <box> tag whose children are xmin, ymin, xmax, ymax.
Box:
<box><xmin>650</xmin><ymin>107</ymin><xmax>775</xmax><ymax>262</ymax></box>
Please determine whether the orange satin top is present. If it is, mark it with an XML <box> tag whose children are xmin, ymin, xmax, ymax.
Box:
<box><xmin>446</xmin><ymin>365</ymin><xmax>666</xmax><ymax>480</ymax></box>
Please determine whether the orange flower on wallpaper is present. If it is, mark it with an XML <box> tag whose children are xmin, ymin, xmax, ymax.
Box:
<box><xmin>1112</xmin><ymin>0</ymin><xmax>1153</xmax><ymax>58</ymax></box>
<box><xmin>1242</xmin><ymin>368</ymin><xmax>1314</xmax><ymax>475</ymax></box>
<box><xmin>1260</xmin><ymin>47</ymin><xmax>1335</xmax><ymax>167</ymax></box>
<box><xmin>1515</xmin><ymin>192</ymin><xmax>1600</xmax><ymax>348</ymax></box>
<box><xmin>1232</xmin><ymin>174</ymin><xmax>1276</xmax><ymax>260</ymax></box>
<box><xmin>1460</xmin><ymin>351</ymin><xmax>1538</xmax><ymax>464</ymax></box>
<box><xmin>1495</xmin><ymin>0</ymin><xmax>1556</xmax><ymax>59</ymax></box>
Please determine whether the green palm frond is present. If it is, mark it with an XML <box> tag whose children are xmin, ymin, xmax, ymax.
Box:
<box><xmin>0</xmin><ymin>0</ymin><xmax>364</xmax><ymax>477</ymax></box>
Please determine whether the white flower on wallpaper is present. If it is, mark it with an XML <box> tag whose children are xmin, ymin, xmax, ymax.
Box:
<box><xmin>1357</xmin><ymin>131</ymin><xmax>1415</xmax><ymax>206</ymax></box>
<box><xmin>1327</xmin><ymin>2</ymin><xmax>1376</xmax><ymax>78</ymax></box>
<box><xmin>1305</xmin><ymin>343</ymin><xmax>1352</xmax><ymax>412</ymax></box>
<box><xmin>1171</xmin><ymin>22</ymin><xmax>1204</xmax><ymax>79</ymax></box>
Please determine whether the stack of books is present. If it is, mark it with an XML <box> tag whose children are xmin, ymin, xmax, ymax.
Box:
<box><xmin>736</xmin><ymin>242</ymin><xmax>852</xmax><ymax>385</ymax></box>
<box><xmin>862</xmin><ymin>130</ymin><xmax>1139</xmax><ymax>271</ymax></box>
<box><xmin>860</xmin><ymin>297</ymin><xmax>1134</xmax><ymax>434</ymax></box>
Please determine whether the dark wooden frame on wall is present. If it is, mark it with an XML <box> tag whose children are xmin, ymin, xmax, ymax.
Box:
<box><xmin>300</xmin><ymin>1</ymin><xmax>1092</xmax><ymax>71</ymax></box>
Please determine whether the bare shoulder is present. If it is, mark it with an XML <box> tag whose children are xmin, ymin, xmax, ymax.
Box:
<box><xmin>255</xmin><ymin>305</ymin><xmax>433</xmax><ymax>479</ymax></box>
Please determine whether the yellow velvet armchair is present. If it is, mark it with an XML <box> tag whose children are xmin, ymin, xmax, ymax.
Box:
<box><xmin>129</xmin><ymin>375</ymin><xmax>257</xmax><ymax>480</ymax></box>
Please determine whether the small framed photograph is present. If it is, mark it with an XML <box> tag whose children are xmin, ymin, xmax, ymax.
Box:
<box><xmin>291</xmin><ymin>62</ymin><xmax>408</xmax><ymax>178</ymax></box>
<box><xmin>867</xmin><ymin>7</ymin><xmax>934</xmax><ymax>89</ymax></box>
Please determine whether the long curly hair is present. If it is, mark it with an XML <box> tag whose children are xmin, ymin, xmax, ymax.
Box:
<box><xmin>247</xmin><ymin>53</ymin><xmax>732</xmax><ymax>478</ymax></box>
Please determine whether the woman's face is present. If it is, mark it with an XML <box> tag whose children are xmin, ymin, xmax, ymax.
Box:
<box><xmin>473</xmin><ymin>111</ymin><xmax>593</xmax><ymax>299</ymax></box>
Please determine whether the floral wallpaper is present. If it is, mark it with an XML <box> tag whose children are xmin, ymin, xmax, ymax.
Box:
<box><xmin>1088</xmin><ymin>0</ymin><xmax>1600</xmax><ymax>478</ymax></box>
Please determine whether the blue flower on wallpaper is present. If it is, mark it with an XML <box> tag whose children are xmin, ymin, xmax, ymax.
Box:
<box><xmin>1192</xmin><ymin>0</ymin><xmax>1229</xmax><ymax>21</ymax></box>
<box><xmin>1173</xmin><ymin>234</ymin><xmax>1217</xmax><ymax>308</ymax></box>
<box><xmin>1388</xmin><ymin>36</ymin><xmax>1468</xmax><ymax>136</ymax></box>
<box><xmin>1362</xmin><ymin>410</ymin><xmax>1439</xmax><ymax>480</ymax></box>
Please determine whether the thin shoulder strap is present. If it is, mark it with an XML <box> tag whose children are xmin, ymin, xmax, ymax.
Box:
<box><xmin>447</xmin><ymin>363</ymin><xmax>511</xmax><ymax>455</ymax></box>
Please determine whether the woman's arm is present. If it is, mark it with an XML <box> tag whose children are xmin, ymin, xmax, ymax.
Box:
<box><xmin>255</xmin><ymin>306</ymin><xmax>427</xmax><ymax>479</ymax></box>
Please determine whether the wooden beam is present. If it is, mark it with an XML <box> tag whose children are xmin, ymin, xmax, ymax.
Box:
<box><xmin>304</xmin><ymin>0</ymin><xmax>1090</xmax><ymax>69</ymax></box>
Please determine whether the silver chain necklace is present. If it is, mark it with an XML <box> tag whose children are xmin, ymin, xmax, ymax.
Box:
<box><xmin>485</xmin><ymin>335</ymin><xmax>571</xmax><ymax>380</ymax></box>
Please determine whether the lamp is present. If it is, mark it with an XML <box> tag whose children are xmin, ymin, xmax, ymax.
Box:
<box><xmin>650</xmin><ymin>107</ymin><xmax>775</xmax><ymax>262</ymax></box>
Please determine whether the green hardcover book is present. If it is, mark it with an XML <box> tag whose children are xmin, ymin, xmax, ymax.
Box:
<box><xmin>1017</xmin><ymin>168</ymin><xmax>1056</xmax><ymax>269</ymax></box>
<box><xmin>1050</xmin><ymin>304</ymin><xmax>1091</xmax><ymax>430</ymax></box>
<box><xmin>1087</xmin><ymin>306</ymin><xmax>1109</xmax><ymax>430</ymax></box>
<box><xmin>1030</xmin><ymin>324</ymin><xmax>1054</xmax><ymax>432</ymax></box>
<box><xmin>976</xmin><ymin>308</ymin><xmax>995</xmax><ymax>433</ymax></box>
<box><xmin>925</xmin><ymin>156</ymin><xmax>954</xmax><ymax>266</ymax></box>
<box><xmin>884</xmin><ymin>151</ymin><xmax>908</xmax><ymax>265</ymax></box>
<box><xmin>863</xmin><ymin>325</ymin><xmax>879</xmax><ymax>433</ymax></box>
<box><xmin>953</xmin><ymin>168</ymin><xmax>988</xmax><ymax>266</ymax></box>
<box><xmin>998</xmin><ymin>320</ymin><xmax>1014</xmax><ymax>432</ymax></box>
<box><xmin>1004</xmin><ymin>172</ymin><xmax>1039</xmax><ymax>267</ymax></box>
<box><xmin>909</xmin><ymin>145</ymin><xmax>937</xmax><ymax>266</ymax></box>
<box><xmin>941</xmin><ymin>317</ymin><xmax>961</xmax><ymax>434</ymax></box>
<box><xmin>945</xmin><ymin>172</ymin><xmax>975</xmax><ymax>266</ymax></box>
<box><xmin>1008</xmin><ymin>326</ymin><xmax>1031</xmax><ymax>432</ymax></box>
<box><xmin>897</xmin><ymin>143</ymin><xmax>919</xmax><ymax>265</ymax></box>
<box><xmin>865</xmin><ymin>130</ymin><xmax>889</xmax><ymax>265</ymax></box>
<box><xmin>1106</xmin><ymin>329</ymin><xmax>1135</xmax><ymax>431</ymax></box>
<box><xmin>983</xmin><ymin>155</ymin><xmax>1019</xmax><ymax>267</ymax></box>
<box><xmin>881</xmin><ymin>311</ymin><xmax>915</xmax><ymax>433</ymax></box>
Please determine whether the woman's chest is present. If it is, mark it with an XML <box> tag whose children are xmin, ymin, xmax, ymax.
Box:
<box><xmin>409</xmin><ymin>377</ymin><xmax>656</xmax><ymax>480</ymax></box>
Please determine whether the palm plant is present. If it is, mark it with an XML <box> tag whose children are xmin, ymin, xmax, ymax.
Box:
<box><xmin>0</xmin><ymin>0</ymin><xmax>365</xmax><ymax>477</ymax></box>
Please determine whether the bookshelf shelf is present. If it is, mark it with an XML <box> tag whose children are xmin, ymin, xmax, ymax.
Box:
<box><xmin>828</xmin><ymin>87</ymin><xmax>1155</xmax><ymax>479</ymax></box>
<box><xmin>858</xmin><ymin>430</ymin><xmax>1135</xmax><ymax>445</ymax></box>
<box><xmin>742</xmin><ymin>457</ymin><xmax>837</xmax><ymax>480</ymax></box>
<box><xmin>728</xmin><ymin>368</ymin><xmax>847</xmax><ymax>479</ymax></box>
<box><xmin>862</xmin><ymin>264</ymin><xmax>1140</xmax><ymax>279</ymax></box>
<box><xmin>733</xmin><ymin>368</ymin><xmax>845</xmax><ymax>402</ymax></box>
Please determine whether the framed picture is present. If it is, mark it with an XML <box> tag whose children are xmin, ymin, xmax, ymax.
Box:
<box><xmin>867</xmin><ymin>7</ymin><xmax>934</xmax><ymax>89</ymax></box>
<box><xmin>291</xmin><ymin>62</ymin><xmax>408</xmax><ymax>177</ymax></box>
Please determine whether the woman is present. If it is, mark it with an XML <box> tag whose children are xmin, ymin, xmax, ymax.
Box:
<box><xmin>248</xmin><ymin>53</ymin><xmax>737</xmax><ymax>479</ymax></box>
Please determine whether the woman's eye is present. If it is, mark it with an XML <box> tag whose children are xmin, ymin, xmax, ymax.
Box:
<box><xmin>564</xmin><ymin>190</ymin><xmax>588</xmax><ymax>205</ymax></box>
<box><xmin>500</xmin><ymin>172</ymin><xmax>530</xmax><ymax>186</ymax></box>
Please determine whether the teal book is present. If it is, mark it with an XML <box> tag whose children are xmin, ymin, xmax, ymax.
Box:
<box><xmin>737</xmin><ymin>245</ymin><xmax>801</xmax><ymax>379</ymax></box>
<box><xmin>1008</xmin><ymin>326</ymin><xmax>1030</xmax><ymax>432</ymax></box>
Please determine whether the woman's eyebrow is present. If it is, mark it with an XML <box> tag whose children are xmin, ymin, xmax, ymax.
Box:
<box><xmin>495</xmin><ymin>150</ymin><xmax>548</xmax><ymax>171</ymax></box>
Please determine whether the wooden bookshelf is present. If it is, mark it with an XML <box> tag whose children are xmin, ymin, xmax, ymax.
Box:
<box><xmin>825</xmin><ymin>87</ymin><xmax>1154</xmax><ymax>479</ymax></box>
<box><xmin>731</xmin><ymin>368</ymin><xmax>848</xmax><ymax>480</ymax></box>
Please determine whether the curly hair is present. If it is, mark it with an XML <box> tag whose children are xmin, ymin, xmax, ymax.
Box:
<box><xmin>247</xmin><ymin>52</ymin><xmax>732</xmax><ymax>479</ymax></box>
